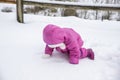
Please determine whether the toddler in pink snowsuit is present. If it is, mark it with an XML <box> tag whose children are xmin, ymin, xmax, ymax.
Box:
<box><xmin>43</xmin><ymin>24</ymin><xmax>94</xmax><ymax>64</ymax></box>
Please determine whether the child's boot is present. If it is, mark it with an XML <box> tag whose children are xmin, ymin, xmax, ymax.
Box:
<box><xmin>87</xmin><ymin>48</ymin><xmax>94</xmax><ymax>60</ymax></box>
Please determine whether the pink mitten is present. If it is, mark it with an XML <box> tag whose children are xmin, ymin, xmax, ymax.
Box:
<box><xmin>69</xmin><ymin>56</ymin><xmax>79</xmax><ymax>64</ymax></box>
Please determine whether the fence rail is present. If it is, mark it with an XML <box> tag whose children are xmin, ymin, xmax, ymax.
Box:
<box><xmin>17</xmin><ymin>0</ymin><xmax>120</xmax><ymax>23</ymax></box>
<box><xmin>0</xmin><ymin>0</ymin><xmax>16</xmax><ymax>4</ymax></box>
<box><xmin>24</xmin><ymin>1</ymin><xmax>120</xmax><ymax>10</ymax></box>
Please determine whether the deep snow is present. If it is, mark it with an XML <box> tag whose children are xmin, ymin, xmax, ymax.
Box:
<box><xmin>0</xmin><ymin>3</ymin><xmax>120</xmax><ymax>80</ymax></box>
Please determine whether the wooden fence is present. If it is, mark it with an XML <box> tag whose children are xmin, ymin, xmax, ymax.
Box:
<box><xmin>0</xmin><ymin>0</ymin><xmax>16</xmax><ymax>4</ymax></box>
<box><xmin>17</xmin><ymin>0</ymin><xmax>120</xmax><ymax>23</ymax></box>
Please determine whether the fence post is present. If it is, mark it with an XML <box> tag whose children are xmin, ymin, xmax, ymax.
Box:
<box><xmin>16</xmin><ymin>0</ymin><xmax>24</xmax><ymax>23</ymax></box>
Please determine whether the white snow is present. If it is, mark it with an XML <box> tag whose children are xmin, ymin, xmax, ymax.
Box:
<box><xmin>0</xmin><ymin>3</ymin><xmax>120</xmax><ymax>80</ymax></box>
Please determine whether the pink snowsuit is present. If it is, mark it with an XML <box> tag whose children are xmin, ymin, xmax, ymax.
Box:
<box><xmin>43</xmin><ymin>24</ymin><xmax>94</xmax><ymax>64</ymax></box>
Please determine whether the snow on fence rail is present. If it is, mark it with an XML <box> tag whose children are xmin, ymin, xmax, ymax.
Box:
<box><xmin>17</xmin><ymin>0</ymin><xmax>120</xmax><ymax>23</ymax></box>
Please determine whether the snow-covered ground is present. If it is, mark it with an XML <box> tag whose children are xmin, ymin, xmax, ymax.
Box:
<box><xmin>0</xmin><ymin>3</ymin><xmax>120</xmax><ymax>80</ymax></box>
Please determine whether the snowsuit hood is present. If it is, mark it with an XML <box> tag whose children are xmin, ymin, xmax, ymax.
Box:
<box><xmin>43</xmin><ymin>24</ymin><xmax>65</xmax><ymax>45</ymax></box>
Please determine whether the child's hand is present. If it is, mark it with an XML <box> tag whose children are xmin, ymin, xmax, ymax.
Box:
<box><xmin>42</xmin><ymin>54</ymin><xmax>51</xmax><ymax>59</ymax></box>
<box><xmin>69</xmin><ymin>56</ymin><xmax>79</xmax><ymax>64</ymax></box>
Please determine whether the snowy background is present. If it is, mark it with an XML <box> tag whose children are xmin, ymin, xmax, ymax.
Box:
<box><xmin>22</xmin><ymin>0</ymin><xmax>120</xmax><ymax>21</ymax></box>
<box><xmin>0</xmin><ymin>3</ymin><xmax>120</xmax><ymax>80</ymax></box>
